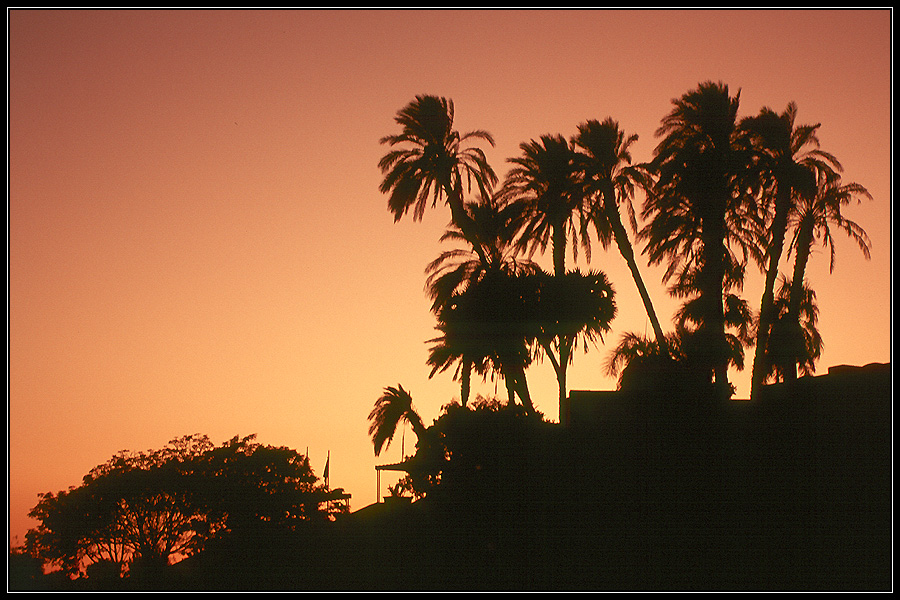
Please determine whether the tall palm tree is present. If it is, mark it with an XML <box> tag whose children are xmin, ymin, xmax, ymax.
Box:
<box><xmin>499</xmin><ymin>134</ymin><xmax>588</xmax><ymax>405</ymax></box>
<box><xmin>368</xmin><ymin>385</ymin><xmax>428</xmax><ymax>457</ymax></box>
<box><xmin>572</xmin><ymin>118</ymin><xmax>667</xmax><ymax>355</ymax></box>
<box><xmin>379</xmin><ymin>95</ymin><xmax>498</xmax><ymax>264</ymax></box>
<box><xmin>781</xmin><ymin>168</ymin><xmax>872</xmax><ymax>381</ymax></box>
<box><xmin>743</xmin><ymin>102</ymin><xmax>840</xmax><ymax>399</ymax></box>
<box><xmin>425</xmin><ymin>195</ymin><xmax>534</xmax><ymax>405</ymax></box>
<box><xmin>641</xmin><ymin>81</ymin><xmax>758</xmax><ymax>390</ymax></box>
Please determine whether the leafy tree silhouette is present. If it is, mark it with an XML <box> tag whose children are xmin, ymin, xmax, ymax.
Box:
<box><xmin>25</xmin><ymin>434</ymin><xmax>333</xmax><ymax>582</ymax></box>
<box><xmin>395</xmin><ymin>395</ymin><xmax>550</xmax><ymax>502</ymax></box>
<box><xmin>26</xmin><ymin>435</ymin><xmax>215</xmax><ymax>578</ymax></box>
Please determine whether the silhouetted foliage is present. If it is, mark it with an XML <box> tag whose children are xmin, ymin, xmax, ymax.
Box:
<box><xmin>499</xmin><ymin>133</ymin><xmax>590</xmax><ymax>405</ymax></box>
<box><xmin>7</xmin><ymin>79</ymin><xmax>889</xmax><ymax>592</ymax></box>
<box><xmin>379</xmin><ymin>94</ymin><xmax>497</xmax><ymax>265</ymax></box>
<box><xmin>324</xmin><ymin>85</ymin><xmax>888</xmax><ymax>590</ymax></box>
<box><xmin>428</xmin><ymin>267</ymin><xmax>615</xmax><ymax>414</ymax></box>
<box><xmin>762</xmin><ymin>275</ymin><xmax>823</xmax><ymax>382</ymax></box>
<box><xmin>428</xmin><ymin>269</ymin><xmax>538</xmax><ymax>412</ymax></box>
<box><xmin>25</xmin><ymin>434</ymin><xmax>338</xmax><ymax>582</ymax></box>
<box><xmin>743</xmin><ymin>101</ymin><xmax>839</xmax><ymax>399</ymax></box>
<box><xmin>368</xmin><ymin>384</ymin><xmax>428</xmax><ymax>457</ymax></box>
<box><xmin>425</xmin><ymin>195</ymin><xmax>536</xmax><ymax>404</ymax></box>
<box><xmin>8</xmin><ymin>546</ymin><xmax>47</xmax><ymax>591</ymax></box>
<box><xmin>571</xmin><ymin>118</ymin><xmax>667</xmax><ymax>354</ymax></box>
<box><xmin>670</xmin><ymin>258</ymin><xmax>754</xmax><ymax>383</ymax></box>
<box><xmin>396</xmin><ymin>395</ymin><xmax>551</xmax><ymax>501</ymax></box>
<box><xmin>780</xmin><ymin>167</ymin><xmax>871</xmax><ymax>380</ymax></box>
<box><xmin>501</xmin><ymin>134</ymin><xmax>586</xmax><ymax>274</ymax></box>
<box><xmin>642</xmin><ymin>81</ymin><xmax>760</xmax><ymax>388</ymax></box>
<box><xmin>604</xmin><ymin>330</ymin><xmax>722</xmax><ymax>399</ymax></box>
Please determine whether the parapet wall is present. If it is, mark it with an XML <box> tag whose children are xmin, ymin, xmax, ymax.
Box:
<box><xmin>563</xmin><ymin>362</ymin><xmax>891</xmax><ymax>428</ymax></box>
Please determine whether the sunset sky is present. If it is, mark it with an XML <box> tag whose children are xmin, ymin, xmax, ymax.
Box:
<box><xmin>8</xmin><ymin>9</ymin><xmax>891</xmax><ymax>546</ymax></box>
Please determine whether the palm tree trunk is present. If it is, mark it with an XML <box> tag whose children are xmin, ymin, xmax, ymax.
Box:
<box><xmin>407</xmin><ymin>411</ymin><xmax>428</xmax><ymax>444</ymax></box>
<box><xmin>504</xmin><ymin>376</ymin><xmax>516</xmax><ymax>407</ymax></box>
<box><xmin>603</xmin><ymin>189</ymin><xmax>668</xmax><ymax>356</ymax></box>
<box><xmin>552</xmin><ymin>220</ymin><xmax>566</xmax><ymax>277</ymax></box>
<box><xmin>784</xmin><ymin>222</ymin><xmax>815</xmax><ymax>383</ymax></box>
<box><xmin>550</xmin><ymin>221</ymin><xmax>572</xmax><ymax>406</ymax></box>
<box><xmin>703</xmin><ymin>210</ymin><xmax>730</xmax><ymax>389</ymax></box>
<box><xmin>538</xmin><ymin>336</ymin><xmax>567</xmax><ymax>410</ymax></box>
<box><xmin>445</xmin><ymin>180</ymin><xmax>490</xmax><ymax>267</ymax></box>
<box><xmin>750</xmin><ymin>191</ymin><xmax>791</xmax><ymax>399</ymax></box>
<box><xmin>557</xmin><ymin>340</ymin><xmax>569</xmax><ymax>413</ymax></box>
<box><xmin>461</xmin><ymin>358</ymin><xmax>471</xmax><ymax>406</ymax></box>
<box><xmin>509</xmin><ymin>364</ymin><xmax>536</xmax><ymax>416</ymax></box>
<box><xmin>500</xmin><ymin>361</ymin><xmax>535</xmax><ymax>415</ymax></box>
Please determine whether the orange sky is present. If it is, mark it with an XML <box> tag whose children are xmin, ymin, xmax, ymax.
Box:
<box><xmin>8</xmin><ymin>9</ymin><xmax>892</xmax><ymax>547</ymax></box>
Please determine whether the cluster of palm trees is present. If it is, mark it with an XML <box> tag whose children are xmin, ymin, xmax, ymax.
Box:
<box><xmin>371</xmin><ymin>81</ymin><xmax>872</xmax><ymax>451</ymax></box>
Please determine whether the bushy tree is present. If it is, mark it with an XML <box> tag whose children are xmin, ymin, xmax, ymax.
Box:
<box><xmin>25</xmin><ymin>434</ymin><xmax>337</xmax><ymax>580</ymax></box>
<box><xmin>399</xmin><ymin>396</ymin><xmax>551</xmax><ymax>500</ymax></box>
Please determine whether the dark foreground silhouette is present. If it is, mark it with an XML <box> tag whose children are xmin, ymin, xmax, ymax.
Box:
<box><xmin>12</xmin><ymin>364</ymin><xmax>890</xmax><ymax>591</ymax></box>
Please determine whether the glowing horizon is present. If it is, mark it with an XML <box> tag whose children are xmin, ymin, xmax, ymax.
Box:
<box><xmin>9</xmin><ymin>9</ymin><xmax>891</xmax><ymax>548</ymax></box>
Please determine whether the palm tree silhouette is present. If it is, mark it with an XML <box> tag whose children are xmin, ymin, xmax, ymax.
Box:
<box><xmin>368</xmin><ymin>385</ymin><xmax>428</xmax><ymax>457</ymax></box>
<box><xmin>671</xmin><ymin>263</ymin><xmax>754</xmax><ymax>379</ymax></box>
<box><xmin>531</xmin><ymin>269</ymin><xmax>617</xmax><ymax>397</ymax></box>
<box><xmin>780</xmin><ymin>168</ymin><xmax>871</xmax><ymax>381</ymax></box>
<box><xmin>379</xmin><ymin>95</ymin><xmax>498</xmax><ymax>265</ymax></box>
<box><xmin>429</xmin><ymin>269</ymin><xmax>538</xmax><ymax>414</ymax></box>
<box><xmin>430</xmin><ymin>266</ymin><xmax>616</xmax><ymax>416</ymax></box>
<box><xmin>606</xmin><ymin>331</ymin><xmax>671</xmax><ymax>379</ymax></box>
<box><xmin>424</xmin><ymin>194</ymin><xmax>531</xmax><ymax>313</ymax></box>
<box><xmin>605</xmin><ymin>330</ymin><xmax>688</xmax><ymax>392</ymax></box>
<box><xmin>425</xmin><ymin>195</ymin><xmax>534</xmax><ymax>405</ymax></box>
<box><xmin>501</xmin><ymin>134</ymin><xmax>586</xmax><ymax>276</ymax></box>
<box><xmin>572</xmin><ymin>118</ymin><xmax>667</xmax><ymax>355</ymax></box>
<box><xmin>427</xmin><ymin>307</ymin><xmax>490</xmax><ymax>410</ymax></box>
<box><xmin>743</xmin><ymin>102</ymin><xmax>840</xmax><ymax>399</ymax></box>
<box><xmin>500</xmin><ymin>134</ymin><xmax>589</xmax><ymax>405</ymax></box>
<box><xmin>764</xmin><ymin>276</ymin><xmax>823</xmax><ymax>383</ymax></box>
<box><xmin>641</xmin><ymin>81</ymin><xmax>758</xmax><ymax>390</ymax></box>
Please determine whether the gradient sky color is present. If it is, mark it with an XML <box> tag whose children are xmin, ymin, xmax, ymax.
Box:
<box><xmin>9</xmin><ymin>9</ymin><xmax>891</xmax><ymax>547</ymax></box>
